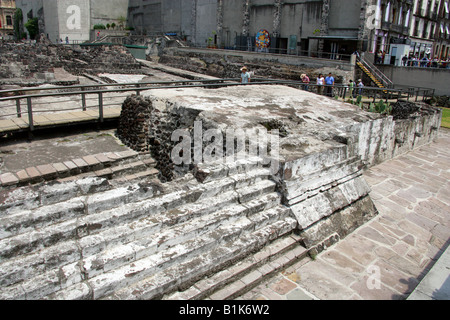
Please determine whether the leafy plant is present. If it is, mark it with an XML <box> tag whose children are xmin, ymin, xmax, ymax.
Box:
<box><xmin>93</xmin><ymin>24</ymin><xmax>106</xmax><ymax>30</ymax></box>
<box><xmin>25</xmin><ymin>17</ymin><xmax>39</xmax><ymax>40</ymax></box>
<box><xmin>14</xmin><ymin>8</ymin><xmax>24</xmax><ymax>40</ymax></box>
<box><xmin>372</xmin><ymin>100</ymin><xmax>392</xmax><ymax>115</ymax></box>
<box><xmin>118</xmin><ymin>16</ymin><xmax>127</xmax><ymax>29</ymax></box>
<box><xmin>348</xmin><ymin>95</ymin><xmax>363</xmax><ymax>110</ymax></box>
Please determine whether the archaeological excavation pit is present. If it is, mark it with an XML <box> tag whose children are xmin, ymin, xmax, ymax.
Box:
<box><xmin>0</xmin><ymin>84</ymin><xmax>441</xmax><ymax>300</ymax></box>
<box><xmin>117</xmin><ymin>84</ymin><xmax>442</xmax><ymax>249</ymax></box>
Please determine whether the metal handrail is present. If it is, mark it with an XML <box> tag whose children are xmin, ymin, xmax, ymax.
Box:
<box><xmin>357</xmin><ymin>56</ymin><xmax>394</xmax><ymax>88</ymax></box>
<box><xmin>0</xmin><ymin>78</ymin><xmax>435</xmax><ymax>135</ymax></box>
<box><xmin>0</xmin><ymin>78</ymin><xmax>245</xmax><ymax>97</ymax></box>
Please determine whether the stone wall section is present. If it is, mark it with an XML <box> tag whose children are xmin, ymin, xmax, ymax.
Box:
<box><xmin>0</xmin><ymin>42</ymin><xmax>142</xmax><ymax>86</ymax></box>
<box><xmin>159</xmin><ymin>47</ymin><xmax>355</xmax><ymax>82</ymax></box>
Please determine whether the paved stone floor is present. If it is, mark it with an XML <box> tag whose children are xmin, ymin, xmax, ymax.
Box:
<box><xmin>241</xmin><ymin>128</ymin><xmax>450</xmax><ymax>300</ymax></box>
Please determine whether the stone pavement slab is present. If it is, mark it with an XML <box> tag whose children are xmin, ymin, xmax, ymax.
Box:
<box><xmin>244</xmin><ymin>128</ymin><xmax>450</xmax><ymax>300</ymax></box>
<box><xmin>408</xmin><ymin>245</ymin><xmax>450</xmax><ymax>300</ymax></box>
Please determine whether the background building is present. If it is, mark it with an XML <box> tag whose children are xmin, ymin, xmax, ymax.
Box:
<box><xmin>0</xmin><ymin>0</ymin><xmax>15</xmax><ymax>40</ymax></box>
<box><xmin>16</xmin><ymin>0</ymin><xmax>129</xmax><ymax>43</ymax></box>
<box><xmin>410</xmin><ymin>0</ymin><xmax>440</xmax><ymax>59</ymax></box>
<box><xmin>434</xmin><ymin>0</ymin><xmax>450</xmax><ymax>59</ymax></box>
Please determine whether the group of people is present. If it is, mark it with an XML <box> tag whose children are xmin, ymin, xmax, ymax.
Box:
<box><xmin>402</xmin><ymin>55</ymin><xmax>450</xmax><ymax>69</ymax></box>
<box><xmin>301</xmin><ymin>73</ymin><xmax>364</xmax><ymax>97</ymax></box>
<box><xmin>240</xmin><ymin>67</ymin><xmax>364</xmax><ymax>97</ymax></box>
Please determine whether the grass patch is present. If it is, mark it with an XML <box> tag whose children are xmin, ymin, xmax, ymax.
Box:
<box><xmin>441</xmin><ymin>108</ymin><xmax>450</xmax><ymax>129</ymax></box>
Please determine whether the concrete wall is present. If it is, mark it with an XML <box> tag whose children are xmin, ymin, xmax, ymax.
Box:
<box><xmin>194</xmin><ymin>0</ymin><xmax>218</xmax><ymax>46</ymax></box>
<box><xmin>328</xmin><ymin>0</ymin><xmax>360</xmax><ymax>38</ymax></box>
<box><xmin>172</xmin><ymin>47</ymin><xmax>356</xmax><ymax>72</ymax></box>
<box><xmin>58</xmin><ymin>0</ymin><xmax>91</xmax><ymax>43</ymax></box>
<box><xmin>378</xmin><ymin>65</ymin><xmax>450</xmax><ymax>96</ymax></box>
<box><xmin>127</xmin><ymin>0</ymin><xmax>194</xmax><ymax>37</ymax></box>
<box><xmin>222</xmin><ymin>0</ymin><xmax>323</xmax><ymax>50</ymax></box>
<box><xmin>90</xmin><ymin>0</ymin><xmax>130</xmax><ymax>26</ymax></box>
<box><xmin>42</xmin><ymin>0</ymin><xmax>60</xmax><ymax>43</ymax></box>
<box><xmin>19</xmin><ymin>0</ymin><xmax>129</xmax><ymax>43</ymax></box>
<box><xmin>15</xmin><ymin>0</ymin><xmax>44</xmax><ymax>38</ymax></box>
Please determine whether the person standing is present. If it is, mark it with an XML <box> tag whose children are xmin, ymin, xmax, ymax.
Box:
<box><xmin>301</xmin><ymin>74</ymin><xmax>310</xmax><ymax>91</ymax></box>
<box><xmin>357</xmin><ymin>79</ymin><xmax>364</xmax><ymax>96</ymax></box>
<box><xmin>240</xmin><ymin>67</ymin><xmax>251</xmax><ymax>84</ymax></box>
<box><xmin>402</xmin><ymin>55</ymin><xmax>408</xmax><ymax>66</ymax></box>
<box><xmin>325</xmin><ymin>73</ymin><xmax>335</xmax><ymax>97</ymax></box>
<box><xmin>316</xmin><ymin>74</ymin><xmax>325</xmax><ymax>95</ymax></box>
<box><xmin>349</xmin><ymin>80</ymin><xmax>355</xmax><ymax>98</ymax></box>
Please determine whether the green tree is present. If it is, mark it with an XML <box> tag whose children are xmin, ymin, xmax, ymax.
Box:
<box><xmin>117</xmin><ymin>16</ymin><xmax>127</xmax><ymax>29</ymax></box>
<box><xmin>14</xmin><ymin>8</ymin><xmax>24</xmax><ymax>40</ymax></box>
<box><xmin>24</xmin><ymin>17</ymin><xmax>39</xmax><ymax>40</ymax></box>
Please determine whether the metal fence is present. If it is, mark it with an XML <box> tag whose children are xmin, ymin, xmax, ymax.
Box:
<box><xmin>0</xmin><ymin>78</ymin><xmax>435</xmax><ymax>134</ymax></box>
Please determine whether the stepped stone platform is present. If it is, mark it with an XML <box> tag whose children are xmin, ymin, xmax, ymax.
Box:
<box><xmin>0</xmin><ymin>85</ymin><xmax>442</xmax><ymax>300</ymax></box>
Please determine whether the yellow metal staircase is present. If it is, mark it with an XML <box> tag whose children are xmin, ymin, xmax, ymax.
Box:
<box><xmin>357</xmin><ymin>61</ymin><xmax>385</xmax><ymax>88</ymax></box>
<box><xmin>356</xmin><ymin>56</ymin><xmax>393</xmax><ymax>90</ymax></box>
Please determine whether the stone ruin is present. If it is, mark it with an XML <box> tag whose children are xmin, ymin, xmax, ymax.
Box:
<box><xmin>0</xmin><ymin>85</ymin><xmax>442</xmax><ymax>300</ymax></box>
<box><xmin>117</xmin><ymin>85</ymin><xmax>442</xmax><ymax>250</ymax></box>
<box><xmin>0</xmin><ymin>41</ymin><xmax>142</xmax><ymax>88</ymax></box>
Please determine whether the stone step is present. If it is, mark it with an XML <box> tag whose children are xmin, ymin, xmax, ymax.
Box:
<box><xmin>0</xmin><ymin>176</ymin><xmax>111</xmax><ymax>217</ymax></box>
<box><xmin>81</xmin><ymin>199</ymin><xmax>285</xmax><ymax>281</ymax></box>
<box><xmin>99</xmin><ymin>216</ymin><xmax>298</xmax><ymax>301</ymax></box>
<box><xmin>164</xmin><ymin>234</ymin><xmax>308</xmax><ymax>301</ymax></box>
<box><xmin>283</xmin><ymin>157</ymin><xmax>364</xmax><ymax>205</ymax></box>
<box><xmin>210</xmin><ymin>245</ymin><xmax>308</xmax><ymax>300</ymax></box>
<box><xmin>0</xmin><ymin>192</ymin><xmax>280</xmax><ymax>286</ymax></box>
<box><xmin>0</xmin><ymin>180</ymin><xmax>159</xmax><ymax>243</ymax></box>
<box><xmin>57</xmin><ymin>154</ymin><xmax>157</xmax><ymax>184</ymax></box>
<box><xmin>0</xmin><ymin>150</ymin><xmax>155</xmax><ymax>189</ymax></box>
<box><xmin>0</xmin><ymin>205</ymin><xmax>294</xmax><ymax>300</ymax></box>
<box><xmin>0</xmin><ymin>185</ymin><xmax>278</xmax><ymax>288</ymax></box>
<box><xmin>0</xmin><ymin>174</ymin><xmax>276</xmax><ymax>262</ymax></box>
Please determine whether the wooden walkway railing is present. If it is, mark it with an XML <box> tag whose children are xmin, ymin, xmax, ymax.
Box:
<box><xmin>0</xmin><ymin>78</ymin><xmax>435</xmax><ymax>136</ymax></box>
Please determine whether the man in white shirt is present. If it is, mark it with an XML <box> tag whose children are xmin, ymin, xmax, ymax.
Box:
<box><xmin>241</xmin><ymin>67</ymin><xmax>251</xmax><ymax>84</ymax></box>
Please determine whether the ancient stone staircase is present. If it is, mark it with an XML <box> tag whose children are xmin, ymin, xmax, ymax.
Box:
<box><xmin>0</xmin><ymin>157</ymin><xmax>300</xmax><ymax>300</ymax></box>
<box><xmin>0</xmin><ymin>150</ymin><xmax>159</xmax><ymax>190</ymax></box>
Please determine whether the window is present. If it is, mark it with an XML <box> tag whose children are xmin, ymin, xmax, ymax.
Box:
<box><xmin>385</xmin><ymin>2</ymin><xmax>391</xmax><ymax>22</ymax></box>
<box><xmin>405</xmin><ymin>9</ymin><xmax>410</xmax><ymax>27</ymax></box>
<box><xmin>414</xmin><ymin>20</ymin><xmax>420</xmax><ymax>37</ymax></box>
<box><xmin>6</xmin><ymin>15</ymin><xmax>12</xmax><ymax>26</ymax></box>
<box><xmin>423</xmin><ymin>21</ymin><xmax>429</xmax><ymax>38</ymax></box>
<box><xmin>430</xmin><ymin>24</ymin><xmax>436</xmax><ymax>39</ymax></box>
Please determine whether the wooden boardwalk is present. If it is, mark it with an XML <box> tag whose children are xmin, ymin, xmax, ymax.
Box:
<box><xmin>0</xmin><ymin>107</ymin><xmax>122</xmax><ymax>135</ymax></box>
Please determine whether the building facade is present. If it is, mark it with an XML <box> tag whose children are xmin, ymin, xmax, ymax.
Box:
<box><xmin>15</xmin><ymin>0</ymin><xmax>129</xmax><ymax>43</ymax></box>
<box><xmin>0</xmin><ymin>0</ymin><xmax>15</xmax><ymax>39</ymax></box>
<box><xmin>434</xmin><ymin>0</ymin><xmax>450</xmax><ymax>59</ymax></box>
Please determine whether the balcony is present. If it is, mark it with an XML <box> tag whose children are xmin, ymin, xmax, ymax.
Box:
<box><xmin>390</xmin><ymin>23</ymin><xmax>408</xmax><ymax>35</ymax></box>
<box><xmin>381</xmin><ymin>21</ymin><xmax>391</xmax><ymax>31</ymax></box>
<box><xmin>381</xmin><ymin>21</ymin><xmax>409</xmax><ymax>36</ymax></box>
